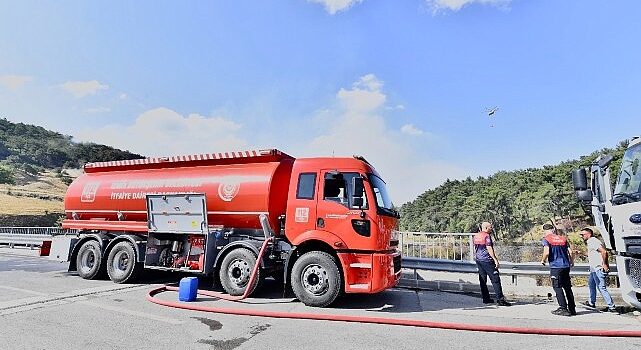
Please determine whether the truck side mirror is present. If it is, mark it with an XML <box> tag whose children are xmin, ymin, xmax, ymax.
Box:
<box><xmin>352</xmin><ymin>177</ymin><xmax>364</xmax><ymax>209</ymax></box>
<box><xmin>575</xmin><ymin>189</ymin><xmax>593</xmax><ymax>203</ymax></box>
<box><xmin>352</xmin><ymin>177</ymin><xmax>364</xmax><ymax>197</ymax></box>
<box><xmin>572</xmin><ymin>169</ymin><xmax>588</xmax><ymax>191</ymax></box>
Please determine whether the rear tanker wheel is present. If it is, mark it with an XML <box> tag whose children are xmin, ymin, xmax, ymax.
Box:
<box><xmin>291</xmin><ymin>251</ymin><xmax>341</xmax><ymax>307</ymax></box>
<box><xmin>106</xmin><ymin>241</ymin><xmax>142</xmax><ymax>283</ymax></box>
<box><xmin>76</xmin><ymin>240</ymin><xmax>105</xmax><ymax>280</ymax></box>
<box><xmin>219</xmin><ymin>248</ymin><xmax>261</xmax><ymax>296</ymax></box>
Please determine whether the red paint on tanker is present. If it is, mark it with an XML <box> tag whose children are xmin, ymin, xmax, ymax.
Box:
<box><xmin>64</xmin><ymin>160</ymin><xmax>294</xmax><ymax>231</ymax></box>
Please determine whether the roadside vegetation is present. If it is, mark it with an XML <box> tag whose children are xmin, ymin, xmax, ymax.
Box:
<box><xmin>0</xmin><ymin>118</ymin><xmax>142</xmax><ymax>225</ymax></box>
<box><xmin>399</xmin><ymin>140</ymin><xmax>629</xmax><ymax>243</ymax></box>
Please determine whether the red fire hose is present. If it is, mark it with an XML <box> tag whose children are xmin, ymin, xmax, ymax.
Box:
<box><xmin>147</xmin><ymin>239</ymin><xmax>641</xmax><ymax>337</ymax></box>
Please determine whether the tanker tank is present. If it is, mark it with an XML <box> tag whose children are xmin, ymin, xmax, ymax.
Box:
<box><xmin>63</xmin><ymin>150</ymin><xmax>294</xmax><ymax>233</ymax></box>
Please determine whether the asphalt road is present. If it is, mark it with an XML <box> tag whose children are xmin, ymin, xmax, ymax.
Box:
<box><xmin>1</xmin><ymin>247</ymin><xmax>640</xmax><ymax>350</ymax></box>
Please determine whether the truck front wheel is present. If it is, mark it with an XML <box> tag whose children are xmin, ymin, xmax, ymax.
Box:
<box><xmin>291</xmin><ymin>251</ymin><xmax>342</xmax><ymax>307</ymax></box>
<box><xmin>106</xmin><ymin>241</ymin><xmax>142</xmax><ymax>283</ymax></box>
<box><xmin>219</xmin><ymin>248</ymin><xmax>261</xmax><ymax>296</ymax></box>
<box><xmin>76</xmin><ymin>240</ymin><xmax>105</xmax><ymax>280</ymax></box>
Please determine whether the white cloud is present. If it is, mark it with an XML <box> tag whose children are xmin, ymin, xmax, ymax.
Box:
<box><xmin>308</xmin><ymin>0</ymin><xmax>363</xmax><ymax>14</ymax></box>
<box><xmin>303</xmin><ymin>74</ymin><xmax>465</xmax><ymax>204</ymax></box>
<box><xmin>386</xmin><ymin>104</ymin><xmax>405</xmax><ymax>111</ymax></box>
<box><xmin>337</xmin><ymin>74</ymin><xmax>386</xmax><ymax>112</ymax></box>
<box><xmin>119</xmin><ymin>93</ymin><xmax>128</xmax><ymax>100</ymax></box>
<box><xmin>401</xmin><ymin>124</ymin><xmax>424</xmax><ymax>136</ymax></box>
<box><xmin>0</xmin><ymin>75</ymin><xmax>33</xmax><ymax>90</ymax></box>
<box><xmin>73</xmin><ymin>76</ymin><xmax>461</xmax><ymax>203</ymax></box>
<box><xmin>426</xmin><ymin>0</ymin><xmax>511</xmax><ymax>12</ymax></box>
<box><xmin>60</xmin><ymin>80</ymin><xmax>109</xmax><ymax>98</ymax></box>
<box><xmin>85</xmin><ymin>106</ymin><xmax>111</xmax><ymax>113</ymax></box>
<box><xmin>76</xmin><ymin>107</ymin><xmax>247</xmax><ymax>157</ymax></box>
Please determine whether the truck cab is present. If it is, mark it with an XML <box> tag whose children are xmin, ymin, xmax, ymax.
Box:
<box><xmin>573</xmin><ymin>137</ymin><xmax>641</xmax><ymax>309</ymax></box>
<box><xmin>283</xmin><ymin>157</ymin><xmax>401</xmax><ymax>303</ymax></box>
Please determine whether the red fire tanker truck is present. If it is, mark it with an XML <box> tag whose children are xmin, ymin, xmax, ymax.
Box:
<box><xmin>51</xmin><ymin>149</ymin><xmax>401</xmax><ymax>307</ymax></box>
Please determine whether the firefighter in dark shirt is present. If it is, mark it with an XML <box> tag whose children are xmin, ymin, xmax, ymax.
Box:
<box><xmin>474</xmin><ymin>222</ymin><xmax>511</xmax><ymax>306</ymax></box>
<box><xmin>540</xmin><ymin>224</ymin><xmax>576</xmax><ymax>316</ymax></box>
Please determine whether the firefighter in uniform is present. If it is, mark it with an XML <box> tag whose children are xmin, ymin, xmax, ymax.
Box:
<box><xmin>540</xmin><ymin>223</ymin><xmax>576</xmax><ymax>316</ymax></box>
<box><xmin>474</xmin><ymin>222</ymin><xmax>511</xmax><ymax>306</ymax></box>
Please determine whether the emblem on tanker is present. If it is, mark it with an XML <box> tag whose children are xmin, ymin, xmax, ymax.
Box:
<box><xmin>80</xmin><ymin>181</ymin><xmax>100</xmax><ymax>203</ymax></box>
<box><xmin>218</xmin><ymin>179</ymin><xmax>240</xmax><ymax>202</ymax></box>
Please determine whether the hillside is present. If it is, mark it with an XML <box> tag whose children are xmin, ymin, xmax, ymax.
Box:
<box><xmin>0</xmin><ymin>118</ymin><xmax>143</xmax><ymax>225</ymax></box>
<box><xmin>399</xmin><ymin>140</ymin><xmax>629</xmax><ymax>241</ymax></box>
<box><xmin>0</xmin><ymin>118</ymin><xmax>141</xmax><ymax>182</ymax></box>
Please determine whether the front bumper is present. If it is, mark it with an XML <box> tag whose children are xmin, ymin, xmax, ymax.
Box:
<box><xmin>338</xmin><ymin>250</ymin><xmax>401</xmax><ymax>294</ymax></box>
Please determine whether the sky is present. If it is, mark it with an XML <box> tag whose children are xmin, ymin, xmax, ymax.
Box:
<box><xmin>1</xmin><ymin>0</ymin><xmax>641</xmax><ymax>205</ymax></box>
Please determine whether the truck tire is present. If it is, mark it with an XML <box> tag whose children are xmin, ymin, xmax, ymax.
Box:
<box><xmin>219</xmin><ymin>248</ymin><xmax>261</xmax><ymax>296</ymax></box>
<box><xmin>291</xmin><ymin>251</ymin><xmax>342</xmax><ymax>307</ymax></box>
<box><xmin>106</xmin><ymin>241</ymin><xmax>142</xmax><ymax>283</ymax></box>
<box><xmin>76</xmin><ymin>240</ymin><xmax>105</xmax><ymax>280</ymax></box>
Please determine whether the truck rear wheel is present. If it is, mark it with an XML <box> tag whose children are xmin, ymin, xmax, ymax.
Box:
<box><xmin>76</xmin><ymin>240</ymin><xmax>105</xmax><ymax>280</ymax></box>
<box><xmin>219</xmin><ymin>248</ymin><xmax>261</xmax><ymax>296</ymax></box>
<box><xmin>291</xmin><ymin>251</ymin><xmax>342</xmax><ymax>307</ymax></box>
<box><xmin>106</xmin><ymin>241</ymin><xmax>142</xmax><ymax>283</ymax></box>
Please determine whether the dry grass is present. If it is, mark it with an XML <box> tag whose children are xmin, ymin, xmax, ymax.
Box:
<box><xmin>0</xmin><ymin>192</ymin><xmax>63</xmax><ymax>214</ymax></box>
<box><xmin>0</xmin><ymin>170</ymin><xmax>67</xmax><ymax>215</ymax></box>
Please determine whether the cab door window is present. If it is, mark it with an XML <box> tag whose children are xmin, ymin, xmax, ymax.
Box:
<box><xmin>296</xmin><ymin>173</ymin><xmax>317</xmax><ymax>199</ymax></box>
<box><xmin>323</xmin><ymin>172</ymin><xmax>367</xmax><ymax>209</ymax></box>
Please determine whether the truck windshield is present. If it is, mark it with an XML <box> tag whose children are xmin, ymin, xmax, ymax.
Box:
<box><xmin>613</xmin><ymin>143</ymin><xmax>641</xmax><ymax>203</ymax></box>
<box><xmin>368</xmin><ymin>174</ymin><xmax>395</xmax><ymax>214</ymax></box>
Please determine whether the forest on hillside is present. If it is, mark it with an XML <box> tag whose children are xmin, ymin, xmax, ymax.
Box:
<box><xmin>399</xmin><ymin>140</ymin><xmax>630</xmax><ymax>241</ymax></box>
<box><xmin>0</xmin><ymin>118</ymin><xmax>142</xmax><ymax>184</ymax></box>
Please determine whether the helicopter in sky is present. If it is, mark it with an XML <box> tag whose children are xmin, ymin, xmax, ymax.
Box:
<box><xmin>483</xmin><ymin>106</ymin><xmax>499</xmax><ymax>127</ymax></box>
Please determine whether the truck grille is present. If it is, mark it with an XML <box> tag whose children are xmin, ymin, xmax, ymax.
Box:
<box><xmin>627</xmin><ymin>258</ymin><xmax>641</xmax><ymax>289</ymax></box>
<box><xmin>393</xmin><ymin>254</ymin><xmax>401</xmax><ymax>274</ymax></box>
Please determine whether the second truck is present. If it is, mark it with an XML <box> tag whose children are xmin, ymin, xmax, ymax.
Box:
<box><xmin>50</xmin><ymin>149</ymin><xmax>401</xmax><ymax>307</ymax></box>
<box><xmin>572</xmin><ymin>136</ymin><xmax>641</xmax><ymax>309</ymax></box>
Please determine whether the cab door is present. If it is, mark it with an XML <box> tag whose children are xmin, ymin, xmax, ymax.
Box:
<box><xmin>315</xmin><ymin>170</ymin><xmax>371</xmax><ymax>248</ymax></box>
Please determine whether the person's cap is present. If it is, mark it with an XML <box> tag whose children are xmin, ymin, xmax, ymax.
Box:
<box><xmin>542</xmin><ymin>223</ymin><xmax>555</xmax><ymax>231</ymax></box>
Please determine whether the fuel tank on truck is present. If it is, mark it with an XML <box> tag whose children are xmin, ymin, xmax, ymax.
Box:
<box><xmin>63</xmin><ymin>149</ymin><xmax>294</xmax><ymax>233</ymax></box>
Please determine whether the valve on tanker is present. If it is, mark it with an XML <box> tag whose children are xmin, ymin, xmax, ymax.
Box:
<box><xmin>171</xmin><ymin>240</ymin><xmax>190</xmax><ymax>268</ymax></box>
<box><xmin>171</xmin><ymin>240</ymin><xmax>183</xmax><ymax>258</ymax></box>
<box><xmin>158</xmin><ymin>240</ymin><xmax>185</xmax><ymax>268</ymax></box>
<box><xmin>158</xmin><ymin>247</ymin><xmax>173</xmax><ymax>268</ymax></box>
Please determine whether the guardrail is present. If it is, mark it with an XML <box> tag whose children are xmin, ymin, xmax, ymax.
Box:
<box><xmin>0</xmin><ymin>227</ymin><xmax>72</xmax><ymax>236</ymax></box>
<box><xmin>0</xmin><ymin>227</ymin><xmax>77</xmax><ymax>249</ymax></box>
<box><xmin>0</xmin><ymin>227</ymin><xmax>620</xmax><ymax>281</ymax></box>
<box><xmin>401</xmin><ymin>257</ymin><xmax>618</xmax><ymax>276</ymax></box>
<box><xmin>0</xmin><ymin>233</ymin><xmax>53</xmax><ymax>249</ymax></box>
<box><xmin>399</xmin><ymin>231</ymin><xmax>474</xmax><ymax>261</ymax></box>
